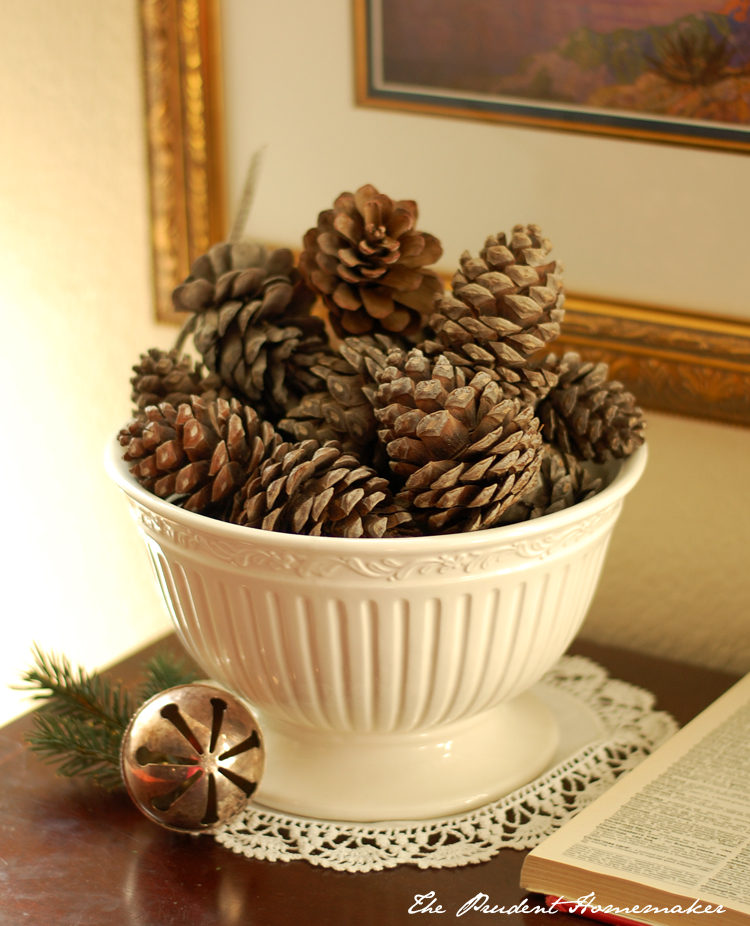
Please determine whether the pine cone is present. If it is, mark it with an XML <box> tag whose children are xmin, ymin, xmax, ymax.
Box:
<box><xmin>378</xmin><ymin>371</ymin><xmax>544</xmax><ymax>533</ymax></box>
<box><xmin>130</xmin><ymin>348</ymin><xmax>205</xmax><ymax>411</ymax></box>
<box><xmin>277</xmin><ymin>334</ymin><xmax>406</xmax><ymax>450</ymax></box>
<box><xmin>373</xmin><ymin>346</ymin><xmax>514</xmax><ymax>433</ymax></box>
<box><xmin>194</xmin><ymin>370</ymin><xmax>243</xmax><ymax>405</ymax></box>
<box><xmin>419</xmin><ymin>338</ymin><xmax>559</xmax><ymax>405</ymax></box>
<box><xmin>118</xmin><ymin>396</ymin><xmax>280</xmax><ymax>515</ymax></box>
<box><xmin>276</xmin><ymin>392</ymin><xmax>353</xmax><ymax>447</ymax></box>
<box><xmin>427</xmin><ymin>225</ymin><xmax>563</xmax><ymax>401</ymax></box>
<box><xmin>172</xmin><ymin>242</ymin><xmax>326</xmax><ymax>419</ymax></box>
<box><xmin>299</xmin><ymin>184</ymin><xmax>443</xmax><ymax>338</ymax></box>
<box><xmin>232</xmin><ymin>439</ymin><xmax>411</xmax><ymax>538</ymax></box>
<box><xmin>498</xmin><ymin>445</ymin><xmax>604</xmax><ymax>525</ymax></box>
<box><xmin>279</xmin><ymin>339</ymin><xmax>473</xmax><ymax>455</ymax></box>
<box><xmin>537</xmin><ymin>353</ymin><xmax>646</xmax><ymax>463</ymax></box>
<box><xmin>367</xmin><ymin>345</ymin><xmax>499</xmax><ymax>474</ymax></box>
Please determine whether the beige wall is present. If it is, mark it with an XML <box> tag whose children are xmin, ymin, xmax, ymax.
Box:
<box><xmin>582</xmin><ymin>411</ymin><xmax>750</xmax><ymax>674</ymax></box>
<box><xmin>0</xmin><ymin>0</ymin><xmax>173</xmax><ymax>725</ymax></box>
<box><xmin>0</xmin><ymin>0</ymin><xmax>747</xmax><ymax>726</ymax></box>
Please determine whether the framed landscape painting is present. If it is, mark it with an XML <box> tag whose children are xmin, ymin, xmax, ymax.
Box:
<box><xmin>354</xmin><ymin>0</ymin><xmax>750</xmax><ymax>151</ymax></box>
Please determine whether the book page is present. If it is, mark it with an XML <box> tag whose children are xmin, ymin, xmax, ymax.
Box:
<box><xmin>523</xmin><ymin>671</ymin><xmax>750</xmax><ymax>915</ymax></box>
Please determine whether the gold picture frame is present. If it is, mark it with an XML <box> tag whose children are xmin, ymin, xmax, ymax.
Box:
<box><xmin>555</xmin><ymin>298</ymin><xmax>750</xmax><ymax>427</ymax></box>
<box><xmin>138</xmin><ymin>0</ymin><xmax>750</xmax><ymax>426</ymax></box>
<box><xmin>139</xmin><ymin>0</ymin><xmax>227</xmax><ymax>325</ymax></box>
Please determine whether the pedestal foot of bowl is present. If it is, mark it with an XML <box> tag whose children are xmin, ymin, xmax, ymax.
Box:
<box><xmin>253</xmin><ymin>691</ymin><xmax>559</xmax><ymax>822</ymax></box>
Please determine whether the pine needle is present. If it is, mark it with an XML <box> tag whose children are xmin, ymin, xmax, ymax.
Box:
<box><xmin>228</xmin><ymin>145</ymin><xmax>266</xmax><ymax>243</ymax></box>
<box><xmin>26</xmin><ymin>711</ymin><xmax>124</xmax><ymax>791</ymax></box>
<box><xmin>18</xmin><ymin>644</ymin><xmax>133</xmax><ymax>733</ymax></box>
<box><xmin>14</xmin><ymin>644</ymin><xmax>200</xmax><ymax>791</ymax></box>
<box><xmin>137</xmin><ymin>651</ymin><xmax>199</xmax><ymax>704</ymax></box>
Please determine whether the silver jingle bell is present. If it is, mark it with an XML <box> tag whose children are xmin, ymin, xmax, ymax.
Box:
<box><xmin>120</xmin><ymin>682</ymin><xmax>264</xmax><ymax>833</ymax></box>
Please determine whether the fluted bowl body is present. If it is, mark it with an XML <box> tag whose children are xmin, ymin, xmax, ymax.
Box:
<box><xmin>106</xmin><ymin>441</ymin><xmax>646</xmax><ymax>739</ymax></box>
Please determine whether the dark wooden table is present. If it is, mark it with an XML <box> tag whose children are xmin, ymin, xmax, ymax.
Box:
<box><xmin>0</xmin><ymin>635</ymin><xmax>738</xmax><ymax>926</ymax></box>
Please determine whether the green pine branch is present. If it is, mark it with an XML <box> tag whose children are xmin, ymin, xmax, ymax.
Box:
<box><xmin>137</xmin><ymin>651</ymin><xmax>199</xmax><ymax>704</ymax></box>
<box><xmin>20</xmin><ymin>643</ymin><xmax>133</xmax><ymax>732</ymax></box>
<box><xmin>14</xmin><ymin>644</ymin><xmax>199</xmax><ymax>790</ymax></box>
<box><xmin>26</xmin><ymin>711</ymin><xmax>125</xmax><ymax>791</ymax></box>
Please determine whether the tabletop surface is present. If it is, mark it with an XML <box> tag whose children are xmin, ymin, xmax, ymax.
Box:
<box><xmin>0</xmin><ymin>634</ymin><xmax>739</xmax><ymax>926</ymax></box>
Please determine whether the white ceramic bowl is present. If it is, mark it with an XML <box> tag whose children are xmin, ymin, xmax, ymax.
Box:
<box><xmin>106</xmin><ymin>440</ymin><xmax>646</xmax><ymax>821</ymax></box>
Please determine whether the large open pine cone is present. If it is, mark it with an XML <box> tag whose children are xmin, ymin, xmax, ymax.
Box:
<box><xmin>538</xmin><ymin>352</ymin><xmax>645</xmax><ymax>463</ymax></box>
<box><xmin>172</xmin><ymin>242</ymin><xmax>326</xmax><ymax>419</ymax></box>
<box><xmin>377</xmin><ymin>371</ymin><xmax>543</xmax><ymax>533</ymax></box>
<box><xmin>119</xmin><ymin>396</ymin><xmax>280</xmax><ymax>515</ymax></box>
<box><xmin>299</xmin><ymin>184</ymin><xmax>443</xmax><ymax>338</ymax></box>
<box><xmin>426</xmin><ymin>225</ymin><xmax>563</xmax><ymax>402</ymax></box>
<box><xmin>232</xmin><ymin>439</ymin><xmax>411</xmax><ymax>538</ymax></box>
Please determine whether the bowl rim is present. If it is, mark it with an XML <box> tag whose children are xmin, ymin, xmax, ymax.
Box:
<box><xmin>105</xmin><ymin>436</ymin><xmax>647</xmax><ymax>554</ymax></box>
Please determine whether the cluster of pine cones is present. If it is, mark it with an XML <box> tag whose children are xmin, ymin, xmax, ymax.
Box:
<box><xmin>118</xmin><ymin>184</ymin><xmax>645</xmax><ymax>539</ymax></box>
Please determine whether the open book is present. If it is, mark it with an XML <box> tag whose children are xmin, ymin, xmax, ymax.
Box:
<box><xmin>521</xmin><ymin>670</ymin><xmax>750</xmax><ymax>925</ymax></box>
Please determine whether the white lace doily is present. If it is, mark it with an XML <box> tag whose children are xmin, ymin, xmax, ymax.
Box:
<box><xmin>214</xmin><ymin>655</ymin><xmax>677</xmax><ymax>872</ymax></box>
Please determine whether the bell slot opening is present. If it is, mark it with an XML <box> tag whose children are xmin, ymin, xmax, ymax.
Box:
<box><xmin>150</xmin><ymin>769</ymin><xmax>203</xmax><ymax>812</ymax></box>
<box><xmin>218</xmin><ymin>766</ymin><xmax>257</xmax><ymax>798</ymax></box>
<box><xmin>218</xmin><ymin>729</ymin><xmax>260</xmax><ymax>761</ymax></box>
<box><xmin>135</xmin><ymin>746</ymin><xmax>198</xmax><ymax>766</ymax></box>
<box><xmin>209</xmin><ymin>698</ymin><xmax>227</xmax><ymax>753</ymax></box>
<box><xmin>160</xmin><ymin>702</ymin><xmax>204</xmax><ymax>754</ymax></box>
<box><xmin>200</xmin><ymin>773</ymin><xmax>219</xmax><ymax>826</ymax></box>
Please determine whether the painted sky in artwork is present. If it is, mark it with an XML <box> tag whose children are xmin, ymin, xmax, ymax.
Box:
<box><xmin>380</xmin><ymin>0</ymin><xmax>750</xmax><ymax>124</ymax></box>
